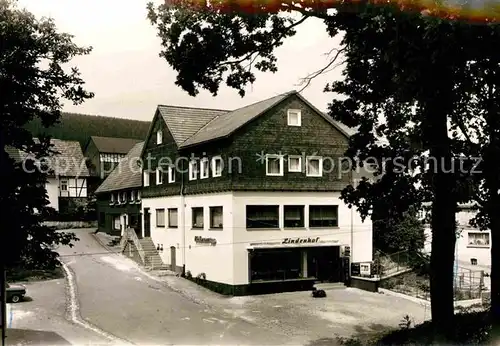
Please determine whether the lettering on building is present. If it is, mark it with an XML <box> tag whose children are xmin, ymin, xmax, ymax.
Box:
<box><xmin>282</xmin><ymin>237</ymin><xmax>320</xmax><ymax>244</ymax></box>
<box><xmin>194</xmin><ymin>236</ymin><xmax>217</xmax><ymax>246</ymax></box>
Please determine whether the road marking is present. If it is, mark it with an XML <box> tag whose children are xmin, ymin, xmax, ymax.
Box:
<box><xmin>61</xmin><ymin>260</ymin><xmax>134</xmax><ymax>345</ymax></box>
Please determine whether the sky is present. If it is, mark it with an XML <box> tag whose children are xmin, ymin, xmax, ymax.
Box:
<box><xmin>17</xmin><ymin>0</ymin><xmax>343</xmax><ymax>122</ymax></box>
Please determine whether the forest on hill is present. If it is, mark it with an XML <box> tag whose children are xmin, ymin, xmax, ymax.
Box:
<box><xmin>25</xmin><ymin>112</ymin><xmax>151</xmax><ymax>148</ymax></box>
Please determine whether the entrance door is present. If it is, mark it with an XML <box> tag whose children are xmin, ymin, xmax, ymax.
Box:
<box><xmin>308</xmin><ymin>247</ymin><xmax>341</xmax><ymax>282</ymax></box>
<box><xmin>170</xmin><ymin>246</ymin><xmax>176</xmax><ymax>271</ymax></box>
<box><xmin>143</xmin><ymin>208</ymin><xmax>151</xmax><ymax>237</ymax></box>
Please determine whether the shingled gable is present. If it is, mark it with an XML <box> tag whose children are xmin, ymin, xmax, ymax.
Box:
<box><xmin>95</xmin><ymin>141</ymin><xmax>144</xmax><ymax>194</ymax></box>
<box><xmin>85</xmin><ymin>136</ymin><xmax>142</xmax><ymax>155</ymax></box>
<box><xmin>8</xmin><ymin>139</ymin><xmax>89</xmax><ymax>177</ymax></box>
<box><xmin>179</xmin><ymin>90</ymin><xmax>353</xmax><ymax>148</ymax></box>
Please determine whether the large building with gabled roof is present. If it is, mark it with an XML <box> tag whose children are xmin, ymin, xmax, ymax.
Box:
<box><xmin>132</xmin><ymin>90</ymin><xmax>373</xmax><ymax>295</ymax></box>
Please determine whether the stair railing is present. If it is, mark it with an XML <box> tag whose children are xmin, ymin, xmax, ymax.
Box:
<box><xmin>124</xmin><ymin>228</ymin><xmax>147</xmax><ymax>265</ymax></box>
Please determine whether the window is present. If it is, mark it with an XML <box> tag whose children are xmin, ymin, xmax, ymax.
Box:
<box><xmin>122</xmin><ymin>192</ymin><xmax>127</xmax><ymax>203</ymax></box>
<box><xmin>287</xmin><ymin>109</ymin><xmax>301</xmax><ymax>126</ymax></box>
<box><xmin>211</xmin><ymin>156</ymin><xmax>223</xmax><ymax>177</ymax></box>
<box><xmin>284</xmin><ymin>205</ymin><xmax>305</xmax><ymax>228</ymax></box>
<box><xmin>168</xmin><ymin>208</ymin><xmax>178</xmax><ymax>228</ymax></box>
<box><xmin>306</xmin><ymin>156</ymin><xmax>322</xmax><ymax>177</ymax></box>
<box><xmin>192</xmin><ymin>207</ymin><xmax>204</xmax><ymax>229</ymax></box>
<box><xmin>210</xmin><ymin>206</ymin><xmax>223</xmax><ymax>229</ymax></box>
<box><xmin>156</xmin><ymin>129</ymin><xmax>163</xmax><ymax>144</ymax></box>
<box><xmin>200</xmin><ymin>158</ymin><xmax>209</xmax><ymax>179</ymax></box>
<box><xmin>156</xmin><ymin>209</ymin><xmax>165</xmax><ymax>227</ymax></box>
<box><xmin>137</xmin><ymin>190</ymin><xmax>141</xmax><ymax>201</ymax></box>
<box><xmin>113</xmin><ymin>216</ymin><xmax>121</xmax><ymax>230</ymax></box>
<box><xmin>309</xmin><ymin>205</ymin><xmax>338</xmax><ymax>227</ymax></box>
<box><xmin>246</xmin><ymin>205</ymin><xmax>279</xmax><ymax>229</ymax></box>
<box><xmin>156</xmin><ymin>168</ymin><xmax>163</xmax><ymax>185</ymax></box>
<box><xmin>130</xmin><ymin>190</ymin><xmax>135</xmax><ymax>201</ymax></box>
<box><xmin>189</xmin><ymin>160</ymin><xmax>198</xmax><ymax>181</ymax></box>
<box><xmin>143</xmin><ymin>170</ymin><xmax>150</xmax><ymax>186</ymax></box>
<box><xmin>288</xmin><ymin>156</ymin><xmax>302</xmax><ymax>173</ymax></box>
<box><xmin>168</xmin><ymin>165</ymin><xmax>175</xmax><ymax>183</ymax></box>
<box><xmin>110</xmin><ymin>194</ymin><xmax>115</xmax><ymax>203</ymax></box>
<box><xmin>468</xmin><ymin>232</ymin><xmax>490</xmax><ymax>247</ymax></box>
<box><xmin>60</xmin><ymin>179</ymin><xmax>68</xmax><ymax>191</ymax></box>
<box><xmin>266</xmin><ymin>154</ymin><xmax>284</xmax><ymax>176</ymax></box>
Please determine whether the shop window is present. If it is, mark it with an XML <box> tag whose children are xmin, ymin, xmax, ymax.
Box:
<box><xmin>113</xmin><ymin>216</ymin><xmax>121</xmax><ymax>230</ymax></box>
<box><xmin>246</xmin><ymin>205</ymin><xmax>279</xmax><ymax>229</ymax></box>
<box><xmin>192</xmin><ymin>207</ymin><xmax>204</xmax><ymax>229</ymax></box>
<box><xmin>250</xmin><ymin>249</ymin><xmax>302</xmax><ymax>282</ymax></box>
<box><xmin>168</xmin><ymin>208</ymin><xmax>178</xmax><ymax>228</ymax></box>
<box><xmin>309</xmin><ymin>205</ymin><xmax>338</xmax><ymax>227</ymax></box>
<box><xmin>210</xmin><ymin>206</ymin><xmax>223</xmax><ymax>229</ymax></box>
<box><xmin>156</xmin><ymin>208</ymin><xmax>165</xmax><ymax>227</ymax></box>
<box><xmin>284</xmin><ymin>205</ymin><xmax>305</xmax><ymax>228</ymax></box>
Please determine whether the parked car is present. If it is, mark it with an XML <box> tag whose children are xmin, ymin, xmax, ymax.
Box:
<box><xmin>6</xmin><ymin>283</ymin><xmax>26</xmax><ymax>303</ymax></box>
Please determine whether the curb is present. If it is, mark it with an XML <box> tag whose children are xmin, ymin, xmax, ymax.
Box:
<box><xmin>378</xmin><ymin>288</ymin><xmax>431</xmax><ymax>307</ymax></box>
<box><xmin>91</xmin><ymin>231</ymin><xmax>116</xmax><ymax>254</ymax></box>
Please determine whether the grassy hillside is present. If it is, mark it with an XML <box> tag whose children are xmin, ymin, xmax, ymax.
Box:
<box><xmin>25</xmin><ymin>112</ymin><xmax>151</xmax><ymax>148</ymax></box>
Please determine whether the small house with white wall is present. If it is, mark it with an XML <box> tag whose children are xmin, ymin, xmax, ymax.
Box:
<box><xmin>423</xmin><ymin>204</ymin><xmax>490</xmax><ymax>272</ymax></box>
<box><xmin>137</xmin><ymin>90</ymin><xmax>373</xmax><ymax>295</ymax></box>
<box><xmin>7</xmin><ymin>138</ymin><xmax>89</xmax><ymax>213</ymax></box>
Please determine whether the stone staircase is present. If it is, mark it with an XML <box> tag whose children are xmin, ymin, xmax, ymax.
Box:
<box><xmin>138</xmin><ymin>237</ymin><xmax>169</xmax><ymax>270</ymax></box>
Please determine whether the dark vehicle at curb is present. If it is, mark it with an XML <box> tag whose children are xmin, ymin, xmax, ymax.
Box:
<box><xmin>6</xmin><ymin>283</ymin><xmax>26</xmax><ymax>303</ymax></box>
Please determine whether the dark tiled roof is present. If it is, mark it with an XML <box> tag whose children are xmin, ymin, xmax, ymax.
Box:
<box><xmin>7</xmin><ymin>139</ymin><xmax>89</xmax><ymax>177</ymax></box>
<box><xmin>95</xmin><ymin>141</ymin><xmax>144</xmax><ymax>194</ymax></box>
<box><xmin>180</xmin><ymin>92</ymin><xmax>292</xmax><ymax>148</ymax></box>
<box><xmin>158</xmin><ymin>106</ymin><xmax>229</xmax><ymax>146</ymax></box>
<box><xmin>90</xmin><ymin>136</ymin><xmax>142</xmax><ymax>154</ymax></box>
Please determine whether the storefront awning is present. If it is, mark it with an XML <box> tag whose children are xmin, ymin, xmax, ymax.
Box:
<box><xmin>247</xmin><ymin>237</ymin><xmax>343</xmax><ymax>250</ymax></box>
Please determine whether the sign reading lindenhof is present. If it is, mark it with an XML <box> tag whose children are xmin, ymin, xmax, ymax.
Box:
<box><xmin>282</xmin><ymin>237</ymin><xmax>320</xmax><ymax>244</ymax></box>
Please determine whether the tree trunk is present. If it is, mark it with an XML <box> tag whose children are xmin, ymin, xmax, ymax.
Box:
<box><xmin>426</xmin><ymin>105</ymin><xmax>457</xmax><ymax>340</ymax></box>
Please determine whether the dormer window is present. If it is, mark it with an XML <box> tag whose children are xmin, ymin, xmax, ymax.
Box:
<box><xmin>143</xmin><ymin>170</ymin><xmax>150</xmax><ymax>186</ymax></box>
<box><xmin>200</xmin><ymin>158</ymin><xmax>209</xmax><ymax>179</ymax></box>
<box><xmin>156</xmin><ymin>168</ymin><xmax>163</xmax><ymax>185</ymax></box>
<box><xmin>130</xmin><ymin>190</ymin><xmax>135</xmax><ymax>201</ymax></box>
<box><xmin>110</xmin><ymin>194</ymin><xmax>115</xmax><ymax>203</ymax></box>
<box><xmin>137</xmin><ymin>190</ymin><xmax>141</xmax><ymax>202</ymax></box>
<box><xmin>122</xmin><ymin>192</ymin><xmax>127</xmax><ymax>203</ymax></box>
<box><xmin>189</xmin><ymin>160</ymin><xmax>198</xmax><ymax>181</ymax></box>
<box><xmin>287</xmin><ymin>109</ymin><xmax>301</xmax><ymax>126</ymax></box>
<box><xmin>156</xmin><ymin>129</ymin><xmax>163</xmax><ymax>144</ymax></box>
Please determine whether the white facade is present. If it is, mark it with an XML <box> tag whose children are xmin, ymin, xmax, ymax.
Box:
<box><xmin>142</xmin><ymin>191</ymin><xmax>373</xmax><ymax>286</ymax></box>
<box><xmin>423</xmin><ymin>207</ymin><xmax>491</xmax><ymax>269</ymax></box>
<box><xmin>46</xmin><ymin>177</ymin><xmax>60</xmax><ymax>211</ymax></box>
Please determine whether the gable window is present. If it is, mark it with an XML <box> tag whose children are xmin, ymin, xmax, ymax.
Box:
<box><xmin>211</xmin><ymin>156</ymin><xmax>223</xmax><ymax>177</ymax></box>
<box><xmin>468</xmin><ymin>232</ymin><xmax>490</xmax><ymax>247</ymax></box>
<box><xmin>309</xmin><ymin>205</ymin><xmax>338</xmax><ymax>227</ymax></box>
<box><xmin>168</xmin><ymin>208</ymin><xmax>178</xmax><ymax>228</ymax></box>
<box><xmin>192</xmin><ymin>207</ymin><xmax>204</xmax><ymax>229</ymax></box>
<box><xmin>284</xmin><ymin>205</ymin><xmax>305</xmax><ymax>228</ymax></box>
<box><xmin>156</xmin><ymin>168</ymin><xmax>163</xmax><ymax>185</ymax></box>
<box><xmin>189</xmin><ymin>160</ymin><xmax>198</xmax><ymax>181</ymax></box>
<box><xmin>306</xmin><ymin>156</ymin><xmax>322</xmax><ymax>177</ymax></box>
<box><xmin>246</xmin><ymin>205</ymin><xmax>279</xmax><ymax>229</ymax></box>
<box><xmin>200</xmin><ymin>158</ymin><xmax>209</xmax><ymax>179</ymax></box>
<box><xmin>168</xmin><ymin>165</ymin><xmax>175</xmax><ymax>183</ymax></box>
<box><xmin>156</xmin><ymin>129</ymin><xmax>163</xmax><ymax>144</ymax></box>
<box><xmin>156</xmin><ymin>208</ymin><xmax>165</xmax><ymax>227</ymax></box>
<box><xmin>287</xmin><ymin>109</ymin><xmax>301</xmax><ymax>126</ymax></box>
<box><xmin>210</xmin><ymin>206</ymin><xmax>223</xmax><ymax>229</ymax></box>
<box><xmin>288</xmin><ymin>156</ymin><xmax>302</xmax><ymax>173</ymax></box>
<box><xmin>143</xmin><ymin>170</ymin><xmax>150</xmax><ymax>186</ymax></box>
<box><xmin>266</xmin><ymin>154</ymin><xmax>284</xmax><ymax>176</ymax></box>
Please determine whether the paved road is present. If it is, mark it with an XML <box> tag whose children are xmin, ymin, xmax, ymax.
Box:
<box><xmin>58</xmin><ymin>229</ymin><xmax>293</xmax><ymax>345</ymax></box>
